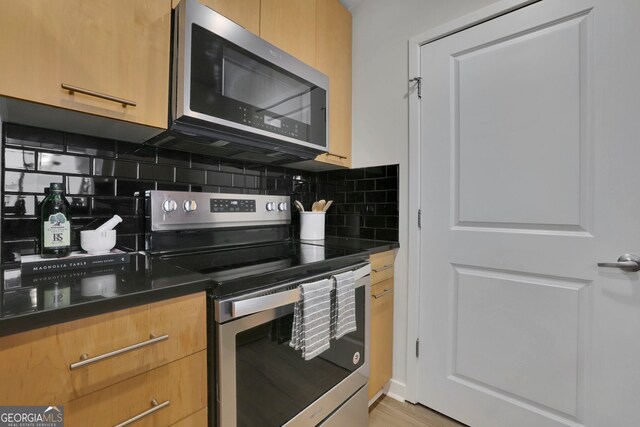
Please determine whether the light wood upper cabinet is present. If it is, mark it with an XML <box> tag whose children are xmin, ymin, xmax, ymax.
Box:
<box><xmin>314</xmin><ymin>0</ymin><xmax>352</xmax><ymax>168</ymax></box>
<box><xmin>173</xmin><ymin>0</ymin><xmax>261</xmax><ymax>35</ymax></box>
<box><xmin>0</xmin><ymin>0</ymin><xmax>171</xmax><ymax>129</ymax></box>
<box><xmin>260</xmin><ymin>0</ymin><xmax>317</xmax><ymax>67</ymax></box>
<box><xmin>203</xmin><ymin>0</ymin><xmax>261</xmax><ymax>35</ymax></box>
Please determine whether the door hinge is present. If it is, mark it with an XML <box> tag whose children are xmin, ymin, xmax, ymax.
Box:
<box><xmin>409</xmin><ymin>77</ymin><xmax>422</xmax><ymax>99</ymax></box>
<box><xmin>416</xmin><ymin>338</ymin><xmax>420</xmax><ymax>358</ymax></box>
<box><xmin>418</xmin><ymin>209</ymin><xmax>422</xmax><ymax>229</ymax></box>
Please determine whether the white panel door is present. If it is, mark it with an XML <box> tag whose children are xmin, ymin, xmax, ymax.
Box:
<box><xmin>417</xmin><ymin>0</ymin><xmax>640</xmax><ymax>426</ymax></box>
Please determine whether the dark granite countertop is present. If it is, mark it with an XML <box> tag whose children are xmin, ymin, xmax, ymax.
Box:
<box><xmin>305</xmin><ymin>237</ymin><xmax>399</xmax><ymax>255</ymax></box>
<box><xmin>0</xmin><ymin>253</ymin><xmax>211</xmax><ymax>337</ymax></box>
<box><xmin>0</xmin><ymin>239</ymin><xmax>396</xmax><ymax>337</ymax></box>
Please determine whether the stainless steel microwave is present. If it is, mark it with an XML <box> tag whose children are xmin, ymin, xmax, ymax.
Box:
<box><xmin>147</xmin><ymin>0</ymin><xmax>329</xmax><ymax>164</ymax></box>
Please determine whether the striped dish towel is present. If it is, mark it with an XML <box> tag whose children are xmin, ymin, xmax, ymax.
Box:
<box><xmin>290</xmin><ymin>278</ymin><xmax>333</xmax><ymax>360</ymax></box>
<box><xmin>331</xmin><ymin>270</ymin><xmax>357</xmax><ymax>339</ymax></box>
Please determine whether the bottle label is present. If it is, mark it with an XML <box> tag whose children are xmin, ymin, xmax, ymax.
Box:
<box><xmin>43</xmin><ymin>213</ymin><xmax>70</xmax><ymax>248</ymax></box>
<box><xmin>44</xmin><ymin>286</ymin><xmax>71</xmax><ymax>309</ymax></box>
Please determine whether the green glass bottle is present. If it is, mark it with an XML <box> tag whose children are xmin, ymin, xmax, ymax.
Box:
<box><xmin>40</xmin><ymin>183</ymin><xmax>71</xmax><ymax>258</ymax></box>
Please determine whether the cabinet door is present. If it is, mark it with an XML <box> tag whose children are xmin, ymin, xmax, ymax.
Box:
<box><xmin>0</xmin><ymin>2</ymin><xmax>64</xmax><ymax>111</ymax></box>
<box><xmin>170</xmin><ymin>407</ymin><xmax>208</xmax><ymax>427</ymax></box>
<box><xmin>314</xmin><ymin>0</ymin><xmax>352</xmax><ymax>168</ymax></box>
<box><xmin>0</xmin><ymin>0</ymin><xmax>171</xmax><ymax>129</ymax></box>
<box><xmin>66</xmin><ymin>351</ymin><xmax>207</xmax><ymax>426</ymax></box>
<box><xmin>371</xmin><ymin>250</ymin><xmax>395</xmax><ymax>284</ymax></box>
<box><xmin>369</xmin><ymin>278</ymin><xmax>394</xmax><ymax>400</ymax></box>
<box><xmin>60</xmin><ymin>0</ymin><xmax>171</xmax><ymax>128</ymax></box>
<box><xmin>260</xmin><ymin>0</ymin><xmax>316</xmax><ymax>66</ymax></box>
<box><xmin>201</xmin><ymin>0</ymin><xmax>261</xmax><ymax>35</ymax></box>
<box><xmin>0</xmin><ymin>293</ymin><xmax>206</xmax><ymax>405</ymax></box>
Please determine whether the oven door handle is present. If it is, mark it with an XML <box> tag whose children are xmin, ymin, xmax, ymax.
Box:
<box><xmin>231</xmin><ymin>263</ymin><xmax>371</xmax><ymax>319</ymax></box>
<box><xmin>232</xmin><ymin>288</ymin><xmax>300</xmax><ymax>318</ymax></box>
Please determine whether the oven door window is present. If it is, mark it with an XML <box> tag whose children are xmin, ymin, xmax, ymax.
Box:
<box><xmin>190</xmin><ymin>24</ymin><xmax>327</xmax><ymax>147</ymax></box>
<box><xmin>234</xmin><ymin>286</ymin><xmax>365</xmax><ymax>426</ymax></box>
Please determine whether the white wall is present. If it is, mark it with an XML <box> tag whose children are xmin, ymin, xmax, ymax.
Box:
<box><xmin>350</xmin><ymin>0</ymin><xmax>499</xmax><ymax>398</ymax></box>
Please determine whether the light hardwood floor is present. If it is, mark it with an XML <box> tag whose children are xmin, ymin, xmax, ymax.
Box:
<box><xmin>369</xmin><ymin>395</ymin><xmax>466</xmax><ymax>427</ymax></box>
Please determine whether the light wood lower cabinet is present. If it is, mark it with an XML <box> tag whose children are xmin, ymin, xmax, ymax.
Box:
<box><xmin>368</xmin><ymin>250</ymin><xmax>396</xmax><ymax>400</ymax></box>
<box><xmin>0</xmin><ymin>292</ymin><xmax>206</xmax><ymax>405</ymax></box>
<box><xmin>370</xmin><ymin>250</ymin><xmax>395</xmax><ymax>284</ymax></box>
<box><xmin>171</xmin><ymin>407</ymin><xmax>208</xmax><ymax>427</ymax></box>
<box><xmin>66</xmin><ymin>350</ymin><xmax>207</xmax><ymax>426</ymax></box>
<box><xmin>369</xmin><ymin>278</ymin><xmax>394</xmax><ymax>400</ymax></box>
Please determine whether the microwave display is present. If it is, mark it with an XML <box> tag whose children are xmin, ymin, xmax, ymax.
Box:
<box><xmin>190</xmin><ymin>24</ymin><xmax>327</xmax><ymax>147</ymax></box>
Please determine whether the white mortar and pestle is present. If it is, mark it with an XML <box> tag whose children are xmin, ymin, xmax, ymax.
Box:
<box><xmin>80</xmin><ymin>215</ymin><xmax>123</xmax><ymax>254</ymax></box>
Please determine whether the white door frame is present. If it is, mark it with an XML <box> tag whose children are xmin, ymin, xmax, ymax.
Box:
<box><xmin>405</xmin><ymin>0</ymin><xmax>540</xmax><ymax>403</ymax></box>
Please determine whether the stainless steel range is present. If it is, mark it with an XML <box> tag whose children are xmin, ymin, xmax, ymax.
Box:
<box><xmin>145</xmin><ymin>191</ymin><xmax>370</xmax><ymax>427</ymax></box>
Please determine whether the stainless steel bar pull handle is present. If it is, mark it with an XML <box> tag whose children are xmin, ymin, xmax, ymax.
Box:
<box><xmin>372</xmin><ymin>288</ymin><xmax>392</xmax><ymax>299</ymax></box>
<box><xmin>597</xmin><ymin>254</ymin><xmax>640</xmax><ymax>272</ymax></box>
<box><xmin>114</xmin><ymin>399</ymin><xmax>170</xmax><ymax>427</ymax></box>
<box><xmin>62</xmin><ymin>83</ymin><xmax>137</xmax><ymax>107</ymax></box>
<box><xmin>69</xmin><ymin>334</ymin><xmax>169</xmax><ymax>370</ymax></box>
<box><xmin>372</xmin><ymin>264</ymin><xmax>393</xmax><ymax>273</ymax></box>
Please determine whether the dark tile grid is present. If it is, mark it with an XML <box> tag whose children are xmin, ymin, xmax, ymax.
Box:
<box><xmin>1</xmin><ymin>124</ymin><xmax>305</xmax><ymax>257</ymax></box>
<box><xmin>1</xmin><ymin>124</ymin><xmax>399</xmax><ymax>259</ymax></box>
<box><xmin>291</xmin><ymin>165</ymin><xmax>399</xmax><ymax>241</ymax></box>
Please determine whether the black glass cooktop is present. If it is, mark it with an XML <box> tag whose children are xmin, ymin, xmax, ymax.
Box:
<box><xmin>157</xmin><ymin>241</ymin><xmax>369</xmax><ymax>298</ymax></box>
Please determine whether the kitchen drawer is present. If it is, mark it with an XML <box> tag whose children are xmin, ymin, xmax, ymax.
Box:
<box><xmin>65</xmin><ymin>350</ymin><xmax>207</xmax><ymax>426</ymax></box>
<box><xmin>0</xmin><ymin>292</ymin><xmax>206</xmax><ymax>405</ymax></box>
<box><xmin>371</xmin><ymin>278</ymin><xmax>394</xmax><ymax>297</ymax></box>
<box><xmin>370</xmin><ymin>250</ymin><xmax>395</xmax><ymax>284</ymax></box>
<box><xmin>171</xmin><ymin>407</ymin><xmax>208</xmax><ymax>427</ymax></box>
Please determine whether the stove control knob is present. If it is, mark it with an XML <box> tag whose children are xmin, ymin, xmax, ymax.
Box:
<box><xmin>183</xmin><ymin>200</ymin><xmax>197</xmax><ymax>212</ymax></box>
<box><xmin>266</xmin><ymin>202</ymin><xmax>275</xmax><ymax>211</ymax></box>
<box><xmin>162</xmin><ymin>199</ymin><xmax>178</xmax><ymax>213</ymax></box>
<box><xmin>278</xmin><ymin>202</ymin><xmax>288</xmax><ymax>211</ymax></box>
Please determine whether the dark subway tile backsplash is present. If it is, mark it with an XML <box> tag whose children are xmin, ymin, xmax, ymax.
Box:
<box><xmin>4</xmin><ymin>171</ymin><xmax>63</xmax><ymax>193</ymax></box>
<box><xmin>1</xmin><ymin>123</ymin><xmax>399</xmax><ymax>260</ymax></box>
<box><xmin>37</xmin><ymin>152</ymin><xmax>90</xmax><ymax>175</ymax></box>
<box><xmin>317</xmin><ymin>164</ymin><xmax>399</xmax><ymax>242</ymax></box>
<box><xmin>4</xmin><ymin>148</ymin><xmax>36</xmax><ymax>170</ymax></box>
<box><xmin>139</xmin><ymin>163</ymin><xmax>174</xmax><ymax>181</ymax></box>
<box><xmin>207</xmin><ymin>171</ymin><xmax>232</xmax><ymax>187</ymax></box>
<box><xmin>5</xmin><ymin>124</ymin><xmax>64</xmax><ymax>151</ymax></box>
<box><xmin>176</xmin><ymin>168</ymin><xmax>206</xmax><ymax>185</ymax></box>
<box><xmin>94</xmin><ymin>159</ymin><xmax>138</xmax><ymax>179</ymax></box>
<box><xmin>66</xmin><ymin>133</ymin><xmax>116</xmax><ymax>158</ymax></box>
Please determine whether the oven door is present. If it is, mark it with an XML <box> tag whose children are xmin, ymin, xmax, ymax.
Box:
<box><xmin>216</xmin><ymin>266</ymin><xmax>370</xmax><ymax>427</ymax></box>
<box><xmin>175</xmin><ymin>0</ymin><xmax>328</xmax><ymax>153</ymax></box>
